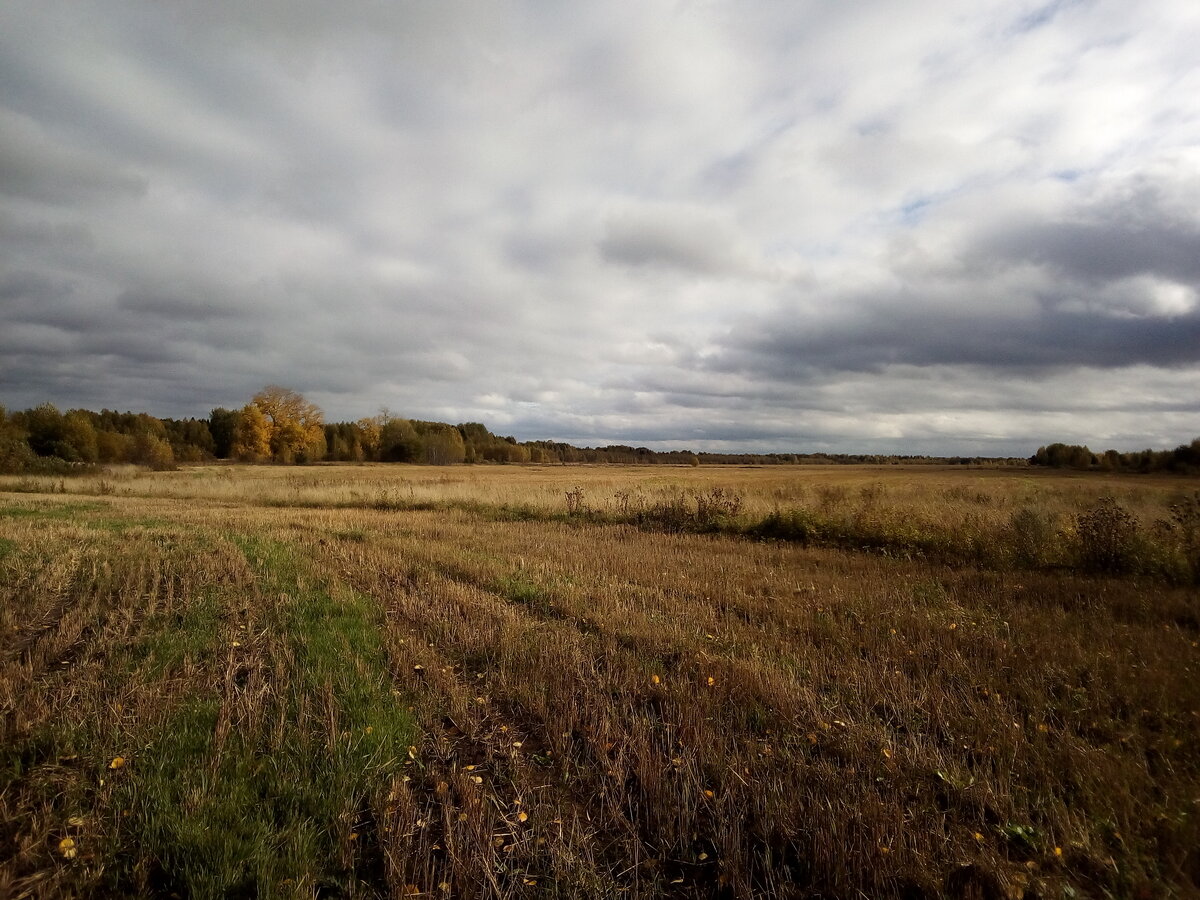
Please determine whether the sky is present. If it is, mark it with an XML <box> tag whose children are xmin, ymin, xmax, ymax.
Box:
<box><xmin>2</xmin><ymin>0</ymin><xmax>1199</xmax><ymax>455</ymax></box>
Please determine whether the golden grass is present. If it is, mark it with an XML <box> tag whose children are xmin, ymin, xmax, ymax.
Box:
<box><xmin>2</xmin><ymin>464</ymin><xmax>1199</xmax><ymax>897</ymax></box>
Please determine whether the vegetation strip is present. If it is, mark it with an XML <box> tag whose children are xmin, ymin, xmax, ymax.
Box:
<box><xmin>117</xmin><ymin>535</ymin><xmax>417</xmax><ymax>897</ymax></box>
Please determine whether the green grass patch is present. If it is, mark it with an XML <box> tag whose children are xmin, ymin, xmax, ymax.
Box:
<box><xmin>111</xmin><ymin>699</ymin><xmax>337</xmax><ymax>898</ymax></box>
<box><xmin>494</xmin><ymin>570</ymin><xmax>555</xmax><ymax>615</ymax></box>
<box><xmin>105</xmin><ymin>534</ymin><xmax>418</xmax><ymax>896</ymax></box>
<box><xmin>121</xmin><ymin>589</ymin><xmax>223</xmax><ymax>678</ymax></box>
<box><xmin>0</xmin><ymin>536</ymin><xmax>15</xmax><ymax>559</ymax></box>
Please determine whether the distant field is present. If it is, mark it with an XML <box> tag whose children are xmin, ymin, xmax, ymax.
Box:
<box><xmin>2</xmin><ymin>465</ymin><xmax>1198</xmax><ymax>898</ymax></box>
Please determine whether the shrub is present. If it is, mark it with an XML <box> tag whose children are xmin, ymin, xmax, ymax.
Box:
<box><xmin>564</xmin><ymin>485</ymin><xmax>587</xmax><ymax>517</ymax></box>
<box><xmin>750</xmin><ymin>508</ymin><xmax>823</xmax><ymax>543</ymax></box>
<box><xmin>1075</xmin><ymin>497</ymin><xmax>1140</xmax><ymax>574</ymax></box>
<box><xmin>629</xmin><ymin>489</ymin><xmax>745</xmax><ymax>533</ymax></box>
<box><xmin>1005</xmin><ymin>507</ymin><xmax>1058</xmax><ymax>569</ymax></box>
<box><xmin>693</xmin><ymin>487</ymin><xmax>743</xmax><ymax>529</ymax></box>
<box><xmin>1168</xmin><ymin>491</ymin><xmax>1200</xmax><ymax>583</ymax></box>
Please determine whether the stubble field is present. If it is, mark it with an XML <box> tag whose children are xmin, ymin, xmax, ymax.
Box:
<box><xmin>2</xmin><ymin>464</ymin><xmax>1198</xmax><ymax>899</ymax></box>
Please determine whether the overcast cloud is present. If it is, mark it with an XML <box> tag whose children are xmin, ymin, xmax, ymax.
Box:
<box><xmin>2</xmin><ymin>0</ymin><xmax>1198</xmax><ymax>454</ymax></box>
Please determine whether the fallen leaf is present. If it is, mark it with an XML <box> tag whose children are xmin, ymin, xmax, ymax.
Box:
<box><xmin>59</xmin><ymin>837</ymin><xmax>77</xmax><ymax>859</ymax></box>
<box><xmin>109</xmin><ymin>756</ymin><xmax>125</xmax><ymax>770</ymax></box>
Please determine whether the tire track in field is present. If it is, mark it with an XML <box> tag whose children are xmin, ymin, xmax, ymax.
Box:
<box><xmin>316</xmin><ymin>537</ymin><xmax>658</xmax><ymax>896</ymax></box>
<box><xmin>316</xmin><ymin>535</ymin><xmax>812</xmax><ymax>897</ymax></box>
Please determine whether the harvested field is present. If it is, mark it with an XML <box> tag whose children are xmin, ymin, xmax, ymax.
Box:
<box><xmin>2</xmin><ymin>465</ymin><xmax>1198</xmax><ymax>898</ymax></box>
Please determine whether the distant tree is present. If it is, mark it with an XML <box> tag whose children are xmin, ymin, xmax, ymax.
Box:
<box><xmin>208</xmin><ymin>408</ymin><xmax>240</xmax><ymax>458</ymax></box>
<box><xmin>248</xmin><ymin>386</ymin><xmax>325</xmax><ymax>463</ymax></box>
<box><xmin>96</xmin><ymin>431</ymin><xmax>133</xmax><ymax>464</ymax></box>
<box><xmin>131</xmin><ymin>432</ymin><xmax>175</xmax><ymax>470</ymax></box>
<box><xmin>421</xmin><ymin>424</ymin><xmax>466</xmax><ymax>465</ymax></box>
<box><xmin>61</xmin><ymin>411</ymin><xmax>99</xmax><ymax>463</ymax></box>
<box><xmin>355</xmin><ymin>417</ymin><xmax>383</xmax><ymax>460</ymax></box>
<box><xmin>0</xmin><ymin>407</ymin><xmax>34</xmax><ymax>473</ymax></box>
<box><xmin>232</xmin><ymin>404</ymin><xmax>271</xmax><ymax>461</ymax></box>
<box><xmin>163</xmin><ymin>417</ymin><xmax>215</xmax><ymax>462</ymax></box>
<box><xmin>1031</xmin><ymin>443</ymin><xmax>1094</xmax><ymax>470</ymax></box>
<box><xmin>380</xmin><ymin>417</ymin><xmax>422</xmax><ymax>462</ymax></box>
<box><xmin>20</xmin><ymin>403</ymin><xmax>67</xmax><ymax>458</ymax></box>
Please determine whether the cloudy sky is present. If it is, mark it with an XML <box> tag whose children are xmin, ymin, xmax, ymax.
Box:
<box><xmin>2</xmin><ymin>1</ymin><xmax>1198</xmax><ymax>454</ymax></box>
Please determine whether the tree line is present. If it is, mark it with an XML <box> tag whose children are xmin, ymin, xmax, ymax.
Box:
<box><xmin>1030</xmin><ymin>440</ymin><xmax>1200</xmax><ymax>474</ymax></box>
<box><xmin>0</xmin><ymin>384</ymin><xmax>1099</xmax><ymax>473</ymax></box>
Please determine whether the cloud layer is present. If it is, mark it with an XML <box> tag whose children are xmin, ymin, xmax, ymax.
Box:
<box><xmin>2</xmin><ymin>0</ymin><xmax>1198</xmax><ymax>453</ymax></box>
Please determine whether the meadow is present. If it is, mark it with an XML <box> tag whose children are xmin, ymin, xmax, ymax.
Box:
<box><xmin>2</xmin><ymin>464</ymin><xmax>1198</xmax><ymax>898</ymax></box>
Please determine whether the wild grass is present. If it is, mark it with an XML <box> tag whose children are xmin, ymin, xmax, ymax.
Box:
<box><xmin>4</xmin><ymin>465</ymin><xmax>1197</xmax><ymax>580</ymax></box>
<box><xmin>1</xmin><ymin>465</ymin><xmax>1198</xmax><ymax>897</ymax></box>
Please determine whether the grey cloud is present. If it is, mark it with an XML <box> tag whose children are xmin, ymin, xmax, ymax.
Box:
<box><xmin>600</xmin><ymin>206</ymin><xmax>753</xmax><ymax>275</ymax></box>
<box><xmin>115</xmin><ymin>290</ymin><xmax>247</xmax><ymax>321</ymax></box>
<box><xmin>724</xmin><ymin>302</ymin><xmax>1200</xmax><ymax>377</ymax></box>
<box><xmin>0</xmin><ymin>110</ymin><xmax>147</xmax><ymax>205</ymax></box>
<box><xmin>983</xmin><ymin>181</ymin><xmax>1200</xmax><ymax>285</ymax></box>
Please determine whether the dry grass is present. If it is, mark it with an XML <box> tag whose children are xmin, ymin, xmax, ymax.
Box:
<box><xmin>2</xmin><ymin>465</ymin><xmax>1199</xmax><ymax>898</ymax></box>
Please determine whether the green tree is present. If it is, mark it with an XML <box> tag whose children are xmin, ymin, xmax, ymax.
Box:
<box><xmin>208</xmin><ymin>408</ymin><xmax>240</xmax><ymax>458</ymax></box>
<box><xmin>420</xmin><ymin>424</ymin><xmax>466</xmax><ymax>465</ymax></box>
<box><xmin>380</xmin><ymin>417</ymin><xmax>422</xmax><ymax>462</ymax></box>
<box><xmin>20</xmin><ymin>403</ymin><xmax>66</xmax><ymax>458</ymax></box>
<box><xmin>0</xmin><ymin>407</ymin><xmax>34</xmax><ymax>473</ymax></box>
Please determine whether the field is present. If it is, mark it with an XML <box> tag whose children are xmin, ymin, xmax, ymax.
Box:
<box><xmin>2</xmin><ymin>464</ymin><xmax>1199</xmax><ymax>898</ymax></box>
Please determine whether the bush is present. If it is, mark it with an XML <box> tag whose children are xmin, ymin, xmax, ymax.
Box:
<box><xmin>1005</xmin><ymin>507</ymin><xmax>1058</xmax><ymax>568</ymax></box>
<box><xmin>1075</xmin><ymin>497</ymin><xmax>1140</xmax><ymax>574</ymax></box>
<box><xmin>628</xmin><ymin>489</ymin><xmax>745</xmax><ymax>533</ymax></box>
<box><xmin>564</xmin><ymin>485</ymin><xmax>587</xmax><ymax>517</ymax></box>
<box><xmin>0</xmin><ymin>432</ymin><xmax>35</xmax><ymax>473</ymax></box>
<box><xmin>693</xmin><ymin>487</ymin><xmax>743</xmax><ymax>529</ymax></box>
<box><xmin>750</xmin><ymin>508</ymin><xmax>823</xmax><ymax>543</ymax></box>
<box><xmin>1168</xmin><ymin>491</ymin><xmax>1200</xmax><ymax>583</ymax></box>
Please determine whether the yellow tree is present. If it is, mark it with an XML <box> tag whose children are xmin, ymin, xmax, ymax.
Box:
<box><xmin>250</xmin><ymin>385</ymin><xmax>325</xmax><ymax>463</ymax></box>
<box><xmin>355</xmin><ymin>415</ymin><xmax>384</xmax><ymax>460</ymax></box>
<box><xmin>231</xmin><ymin>404</ymin><xmax>271</xmax><ymax>461</ymax></box>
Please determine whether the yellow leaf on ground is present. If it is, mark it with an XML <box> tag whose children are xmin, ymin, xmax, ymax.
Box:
<box><xmin>109</xmin><ymin>756</ymin><xmax>125</xmax><ymax>770</ymax></box>
<box><xmin>59</xmin><ymin>837</ymin><xmax>77</xmax><ymax>858</ymax></box>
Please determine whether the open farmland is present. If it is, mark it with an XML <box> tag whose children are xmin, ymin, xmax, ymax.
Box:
<box><xmin>2</xmin><ymin>464</ymin><xmax>1199</xmax><ymax>898</ymax></box>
